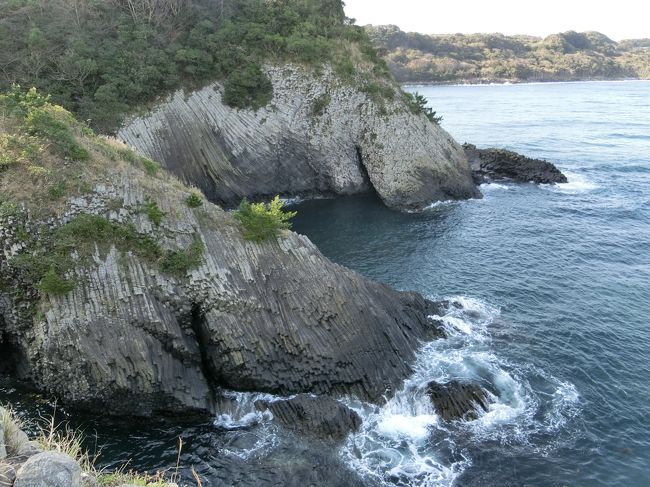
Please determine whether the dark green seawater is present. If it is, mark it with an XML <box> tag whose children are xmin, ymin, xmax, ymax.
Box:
<box><xmin>2</xmin><ymin>81</ymin><xmax>649</xmax><ymax>486</ymax></box>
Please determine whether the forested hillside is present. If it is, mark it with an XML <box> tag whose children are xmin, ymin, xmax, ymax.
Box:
<box><xmin>366</xmin><ymin>25</ymin><xmax>650</xmax><ymax>83</ymax></box>
<box><xmin>0</xmin><ymin>0</ymin><xmax>390</xmax><ymax>132</ymax></box>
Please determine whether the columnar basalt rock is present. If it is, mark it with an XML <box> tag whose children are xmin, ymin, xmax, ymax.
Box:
<box><xmin>118</xmin><ymin>65</ymin><xmax>479</xmax><ymax>211</ymax></box>
<box><xmin>255</xmin><ymin>394</ymin><xmax>362</xmax><ymax>441</ymax></box>
<box><xmin>426</xmin><ymin>380</ymin><xmax>492</xmax><ymax>421</ymax></box>
<box><xmin>463</xmin><ymin>143</ymin><xmax>568</xmax><ymax>184</ymax></box>
<box><xmin>0</xmin><ymin>163</ymin><xmax>446</xmax><ymax>417</ymax></box>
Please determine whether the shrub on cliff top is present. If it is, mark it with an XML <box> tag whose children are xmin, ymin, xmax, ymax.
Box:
<box><xmin>25</xmin><ymin>105</ymin><xmax>90</xmax><ymax>161</ymax></box>
<box><xmin>403</xmin><ymin>91</ymin><xmax>443</xmax><ymax>124</ymax></box>
<box><xmin>233</xmin><ymin>196</ymin><xmax>297</xmax><ymax>242</ymax></box>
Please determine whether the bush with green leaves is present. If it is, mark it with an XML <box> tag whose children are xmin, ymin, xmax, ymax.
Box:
<box><xmin>24</xmin><ymin>105</ymin><xmax>90</xmax><ymax>161</ymax></box>
<box><xmin>160</xmin><ymin>235</ymin><xmax>205</xmax><ymax>276</ymax></box>
<box><xmin>142</xmin><ymin>197</ymin><xmax>165</xmax><ymax>227</ymax></box>
<box><xmin>186</xmin><ymin>193</ymin><xmax>203</xmax><ymax>208</ymax></box>
<box><xmin>0</xmin><ymin>0</ymin><xmax>390</xmax><ymax>131</ymax></box>
<box><xmin>311</xmin><ymin>93</ymin><xmax>331</xmax><ymax>116</ymax></box>
<box><xmin>403</xmin><ymin>92</ymin><xmax>443</xmax><ymax>124</ymax></box>
<box><xmin>233</xmin><ymin>196</ymin><xmax>297</xmax><ymax>242</ymax></box>
<box><xmin>37</xmin><ymin>267</ymin><xmax>76</xmax><ymax>296</ymax></box>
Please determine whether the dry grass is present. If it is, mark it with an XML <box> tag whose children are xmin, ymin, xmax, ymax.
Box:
<box><xmin>1</xmin><ymin>406</ymin><xmax>30</xmax><ymax>456</ymax></box>
<box><xmin>0</xmin><ymin>101</ymin><xmax>195</xmax><ymax>221</ymax></box>
<box><xmin>1</xmin><ymin>404</ymin><xmax>199</xmax><ymax>487</ymax></box>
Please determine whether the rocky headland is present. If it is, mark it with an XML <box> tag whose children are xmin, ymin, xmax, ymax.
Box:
<box><xmin>118</xmin><ymin>64</ymin><xmax>479</xmax><ymax>211</ymax></box>
<box><xmin>0</xmin><ymin>95</ymin><xmax>452</xmax><ymax>418</ymax></box>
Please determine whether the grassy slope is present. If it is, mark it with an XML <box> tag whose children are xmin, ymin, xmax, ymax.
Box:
<box><xmin>0</xmin><ymin>88</ymin><xmax>208</xmax><ymax>304</ymax></box>
<box><xmin>366</xmin><ymin>26</ymin><xmax>650</xmax><ymax>83</ymax></box>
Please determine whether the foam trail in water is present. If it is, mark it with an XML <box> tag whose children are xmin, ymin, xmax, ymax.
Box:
<box><xmin>212</xmin><ymin>390</ymin><xmax>280</xmax><ymax>459</ymax></box>
<box><xmin>480</xmin><ymin>182</ymin><xmax>511</xmax><ymax>192</ymax></box>
<box><xmin>340</xmin><ymin>296</ymin><xmax>580</xmax><ymax>487</ymax></box>
<box><xmin>546</xmin><ymin>171</ymin><xmax>599</xmax><ymax>193</ymax></box>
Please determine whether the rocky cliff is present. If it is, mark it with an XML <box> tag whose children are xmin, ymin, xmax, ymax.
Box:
<box><xmin>0</xmin><ymin>100</ymin><xmax>445</xmax><ymax>416</ymax></box>
<box><xmin>118</xmin><ymin>65</ymin><xmax>479</xmax><ymax>211</ymax></box>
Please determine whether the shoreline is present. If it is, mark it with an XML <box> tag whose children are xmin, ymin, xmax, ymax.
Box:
<box><xmin>401</xmin><ymin>77</ymin><xmax>650</xmax><ymax>87</ymax></box>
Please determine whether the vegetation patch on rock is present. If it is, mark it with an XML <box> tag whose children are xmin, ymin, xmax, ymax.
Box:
<box><xmin>232</xmin><ymin>196</ymin><xmax>297</xmax><ymax>242</ymax></box>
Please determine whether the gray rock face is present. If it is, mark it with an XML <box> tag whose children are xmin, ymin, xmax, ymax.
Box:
<box><xmin>118</xmin><ymin>65</ymin><xmax>479</xmax><ymax>211</ymax></box>
<box><xmin>0</xmin><ymin>413</ymin><xmax>5</xmax><ymax>460</ymax></box>
<box><xmin>464</xmin><ymin>143</ymin><xmax>568</xmax><ymax>184</ymax></box>
<box><xmin>427</xmin><ymin>380</ymin><xmax>491</xmax><ymax>421</ymax></box>
<box><xmin>14</xmin><ymin>452</ymin><xmax>81</xmax><ymax>487</ymax></box>
<box><xmin>0</xmin><ymin>463</ymin><xmax>16</xmax><ymax>487</ymax></box>
<box><xmin>1</xmin><ymin>165</ymin><xmax>445</xmax><ymax>416</ymax></box>
<box><xmin>255</xmin><ymin>394</ymin><xmax>362</xmax><ymax>441</ymax></box>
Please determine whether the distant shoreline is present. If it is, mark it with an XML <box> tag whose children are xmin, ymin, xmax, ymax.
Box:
<box><xmin>402</xmin><ymin>77</ymin><xmax>650</xmax><ymax>87</ymax></box>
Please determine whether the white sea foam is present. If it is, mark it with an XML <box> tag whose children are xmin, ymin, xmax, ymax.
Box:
<box><xmin>341</xmin><ymin>295</ymin><xmax>581</xmax><ymax>486</ymax></box>
<box><xmin>214</xmin><ymin>410</ymin><xmax>272</xmax><ymax>430</ymax></box>
<box><xmin>546</xmin><ymin>171</ymin><xmax>599</xmax><ymax>193</ymax></box>
<box><xmin>410</xmin><ymin>200</ymin><xmax>457</xmax><ymax>213</ymax></box>
<box><xmin>480</xmin><ymin>182</ymin><xmax>511</xmax><ymax>191</ymax></box>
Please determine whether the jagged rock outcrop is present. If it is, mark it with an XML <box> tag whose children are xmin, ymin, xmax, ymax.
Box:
<box><xmin>464</xmin><ymin>143</ymin><xmax>568</xmax><ymax>185</ymax></box>
<box><xmin>255</xmin><ymin>394</ymin><xmax>362</xmax><ymax>441</ymax></box>
<box><xmin>426</xmin><ymin>380</ymin><xmax>491</xmax><ymax>421</ymax></box>
<box><xmin>1</xmin><ymin>161</ymin><xmax>446</xmax><ymax>416</ymax></box>
<box><xmin>118</xmin><ymin>65</ymin><xmax>479</xmax><ymax>211</ymax></box>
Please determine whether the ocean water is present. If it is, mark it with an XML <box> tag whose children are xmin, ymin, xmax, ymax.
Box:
<box><xmin>289</xmin><ymin>80</ymin><xmax>650</xmax><ymax>486</ymax></box>
<box><xmin>2</xmin><ymin>81</ymin><xmax>649</xmax><ymax>486</ymax></box>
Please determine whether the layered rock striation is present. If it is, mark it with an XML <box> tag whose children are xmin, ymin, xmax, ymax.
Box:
<box><xmin>1</xmin><ymin>155</ymin><xmax>445</xmax><ymax>417</ymax></box>
<box><xmin>118</xmin><ymin>65</ymin><xmax>479</xmax><ymax>211</ymax></box>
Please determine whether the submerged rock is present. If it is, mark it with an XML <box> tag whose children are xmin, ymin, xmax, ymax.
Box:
<box><xmin>427</xmin><ymin>380</ymin><xmax>491</xmax><ymax>421</ymax></box>
<box><xmin>118</xmin><ymin>65</ymin><xmax>479</xmax><ymax>211</ymax></box>
<box><xmin>463</xmin><ymin>143</ymin><xmax>568</xmax><ymax>184</ymax></box>
<box><xmin>255</xmin><ymin>394</ymin><xmax>362</xmax><ymax>441</ymax></box>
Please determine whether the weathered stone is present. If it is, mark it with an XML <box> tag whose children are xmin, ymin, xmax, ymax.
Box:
<box><xmin>1</xmin><ymin>164</ymin><xmax>445</xmax><ymax>416</ymax></box>
<box><xmin>255</xmin><ymin>394</ymin><xmax>362</xmax><ymax>441</ymax></box>
<box><xmin>427</xmin><ymin>380</ymin><xmax>491</xmax><ymax>421</ymax></box>
<box><xmin>14</xmin><ymin>452</ymin><xmax>81</xmax><ymax>487</ymax></box>
<box><xmin>0</xmin><ymin>463</ymin><xmax>15</xmax><ymax>487</ymax></box>
<box><xmin>463</xmin><ymin>143</ymin><xmax>568</xmax><ymax>184</ymax></box>
<box><xmin>0</xmin><ymin>410</ymin><xmax>5</xmax><ymax>460</ymax></box>
<box><xmin>118</xmin><ymin>65</ymin><xmax>479</xmax><ymax>211</ymax></box>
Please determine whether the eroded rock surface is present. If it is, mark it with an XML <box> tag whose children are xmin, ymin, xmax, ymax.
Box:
<box><xmin>14</xmin><ymin>452</ymin><xmax>81</xmax><ymax>487</ymax></box>
<box><xmin>118</xmin><ymin>65</ymin><xmax>479</xmax><ymax>211</ymax></box>
<box><xmin>427</xmin><ymin>380</ymin><xmax>491</xmax><ymax>421</ymax></box>
<box><xmin>464</xmin><ymin>143</ymin><xmax>568</xmax><ymax>184</ymax></box>
<box><xmin>255</xmin><ymin>394</ymin><xmax>362</xmax><ymax>441</ymax></box>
